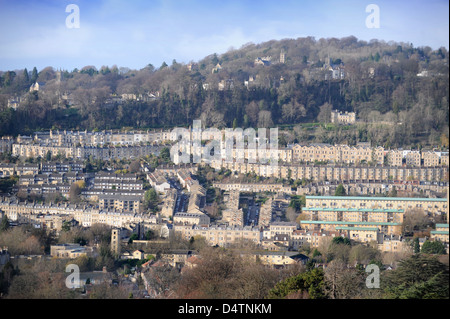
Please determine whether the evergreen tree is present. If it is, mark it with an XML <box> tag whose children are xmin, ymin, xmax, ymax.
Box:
<box><xmin>232</xmin><ymin>118</ymin><xmax>237</xmax><ymax>129</ymax></box>
<box><xmin>312</xmin><ymin>248</ymin><xmax>322</xmax><ymax>258</ymax></box>
<box><xmin>334</xmin><ymin>184</ymin><xmax>346</xmax><ymax>196</ymax></box>
<box><xmin>0</xmin><ymin>215</ymin><xmax>10</xmax><ymax>232</ymax></box>
<box><xmin>61</xmin><ymin>221</ymin><xmax>71</xmax><ymax>232</ymax></box>
<box><xmin>389</xmin><ymin>186</ymin><xmax>397</xmax><ymax>197</ymax></box>
<box><xmin>2</xmin><ymin>71</ymin><xmax>15</xmax><ymax>86</ymax></box>
<box><xmin>31</xmin><ymin>67</ymin><xmax>38</xmax><ymax>83</ymax></box>
<box><xmin>383</xmin><ymin>254</ymin><xmax>449</xmax><ymax>299</ymax></box>
<box><xmin>267</xmin><ymin>268</ymin><xmax>325</xmax><ymax>299</ymax></box>
<box><xmin>159</xmin><ymin>147</ymin><xmax>171</xmax><ymax>162</ymax></box>
<box><xmin>332</xmin><ymin>236</ymin><xmax>351</xmax><ymax>245</ymax></box>
<box><xmin>421</xmin><ymin>240</ymin><xmax>446</xmax><ymax>255</ymax></box>
<box><xmin>211</xmin><ymin>53</ymin><xmax>219</xmax><ymax>65</ymax></box>
<box><xmin>413</xmin><ymin>237</ymin><xmax>420</xmax><ymax>254</ymax></box>
<box><xmin>144</xmin><ymin>188</ymin><xmax>159</xmax><ymax>211</ymax></box>
<box><xmin>23</xmin><ymin>68</ymin><xmax>29</xmax><ymax>83</ymax></box>
<box><xmin>374</xmin><ymin>52</ymin><xmax>381</xmax><ymax>62</ymax></box>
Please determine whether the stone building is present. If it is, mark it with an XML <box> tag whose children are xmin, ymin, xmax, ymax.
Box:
<box><xmin>111</xmin><ymin>228</ymin><xmax>122</xmax><ymax>256</ymax></box>
<box><xmin>330</xmin><ymin>110</ymin><xmax>356</xmax><ymax>124</ymax></box>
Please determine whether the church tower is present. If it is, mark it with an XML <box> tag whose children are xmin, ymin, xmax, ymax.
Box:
<box><xmin>111</xmin><ymin>228</ymin><xmax>121</xmax><ymax>256</ymax></box>
<box><xmin>56</xmin><ymin>68</ymin><xmax>62</xmax><ymax>83</ymax></box>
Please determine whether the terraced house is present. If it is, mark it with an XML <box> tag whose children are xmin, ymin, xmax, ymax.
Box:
<box><xmin>211</xmin><ymin>160</ymin><xmax>448</xmax><ymax>183</ymax></box>
<box><xmin>98</xmin><ymin>194</ymin><xmax>143</xmax><ymax>213</ymax></box>
<box><xmin>300</xmin><ymin>195</ymin><xmax>449</xmax><ymax>240</ymax></box>
<box><xmin>431</xmin><ymin>223</ymin><xmax>449</xmax><ymax>244</ymax></box>
<box><xmin>173</xmin><ymin>224</ymin><xmax>261</xmax><ymax>247</ymax></box>
<box><xmin>0</xmin><ymin>197</ymin><xmax>150</xmax><ymax>229</ymax></box>
<box><xmin>0</xmin><ymin>136</ymin><xmax>13</xmax><ymax>153</ymax></box>
<box><xmin>93</xmin><ymin>172</ymin><xmax>143</xmax><ymax>191</ymax></box>
<box><xmin>12</xmin><ymin>143</ymin><xmax>162</xmax><ymax>161</ymax></box>
<box><xmin>45</xmin><ymin>129</ymin><xmax>176</xmax><ymax>147</ymax></box>
<box><xmin>292</xmin><ymin>143</ymin><xmax>384</xmax><ymax>165</ymax></box>
<box><xmin>304</xmin><ymin>195</ymin><xmax>448</xmax><ymax>214</ymax></box>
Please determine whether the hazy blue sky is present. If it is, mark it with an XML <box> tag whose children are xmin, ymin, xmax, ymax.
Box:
<box><xmin>0</xmin><ymin>0</ymin><xmax>448</xmax><ymax>71</ymax></box>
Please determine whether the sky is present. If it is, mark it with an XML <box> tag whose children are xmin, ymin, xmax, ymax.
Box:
<box><xmin>0</xmin><ymin>0</ymin><xmax>448</xmax><ymax>72</ymax></box>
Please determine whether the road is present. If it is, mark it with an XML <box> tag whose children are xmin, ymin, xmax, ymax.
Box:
<box><xmin>245</xmin><ymin>199</ymin><xmax>260</xmax><ymax>226</ymax></box>
<box><xmin>168</xmin><ymin>178</ymin><xmax>188</xmax><ymax>213</ymax></box>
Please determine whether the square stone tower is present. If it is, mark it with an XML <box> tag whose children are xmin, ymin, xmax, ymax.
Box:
<box><xmin>111</xmin><ymin>228</ymin><xmax>121</xmax><ymax>256</ymax></box>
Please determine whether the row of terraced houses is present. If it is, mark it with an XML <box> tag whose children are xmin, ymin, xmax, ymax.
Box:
<box><xmin>210</xmin><ymin>161</ymin><xmax>448</xmax><ymax>183</ymax></box>
<box><xmin>2</xmin><ymin>130</ymin><xmax>448</xmax><ymax>168</ymax></box>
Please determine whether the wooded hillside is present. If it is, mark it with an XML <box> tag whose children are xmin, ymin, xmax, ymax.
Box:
<box><xmin>1</xmin><ymin>36</ymin><xmax>448</xmax><ymax>149</ymax></box>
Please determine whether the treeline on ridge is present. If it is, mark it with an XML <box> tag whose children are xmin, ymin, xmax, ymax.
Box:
<box><xmin>0</xmin><ymin>36</ymin><xmax>448</xmax><ymax>149</ymax></box>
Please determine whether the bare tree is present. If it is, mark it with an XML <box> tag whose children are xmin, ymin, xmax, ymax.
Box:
<box><xmin>323</xmin><ymin>260</ymin><xmax>364</xmax><ymax>299</ymax></box>
<box><xmin>348</xmin><ymin>244</ymin><xmax>380</xmax><ymax>265</ymax></box>
<box><xmin>282</xmin><ymin>100</ymin><xmax>307</xmax><ymax>123</ymax></box>
<box><xmin>285</xmin><ymin>206</ymin><xmax>299</xmax><ymax>223</ymax></box>
<box><xmin>0</xmin><ymin>226</ymin><xmax>43</xmax><ymax>255</ymax></box>
<box><xmin>88</xmin><ymin>281</ymin><xmax>131</xmax><ymax>299</ymax></box>
<box><xmin>317</xmin><ymin>102</ymin><xmax>333</xmax><ymax>124</ymax></box>
<box><xmin>68</xmin><ymin>182</ymin><xmax>82</xmax><ymax>203</ymax></box>
<box><xmin>19</xmin><ymin>235</ymin><xmax>41</xmax><ymax>255</ymax></box>
<box><xmin>257</xmin><ymin>110</ymin><xmax>274</xmax><ymax>128</ymax></box>
<box><xmin>402</xmin><ymin>208</ymin><xmax>432</xmax><ymax>235</ymax></box>
<box><xmin>231</xmin><ymin>262</ymin><xmax>280</xmax><ymax>299</ymax></box>
<box><xmin>128</xmin><ymin>160</ymin><xmax>141</xmax><ymax>173</ymax></box>
<box><xmin>245</xmin><ymin>101</ymin><xmax>259</xmax><ymax>126</ymax></box>
<box><xmin>175</xmin><ymin>247</ymin><xmax>243</xmax><ymax>298</ymax></box>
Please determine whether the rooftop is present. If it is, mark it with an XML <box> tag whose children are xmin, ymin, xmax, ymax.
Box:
<box><xmin>300</xmin><ymin>220</ymin><xmax>401</xmax><ymax>226</ymax></box>
<box><xmin>303</xmin><ymin>207</ymin><xmax>404</xmax><ymax>213</ymax></box>
<box><xmin>335</xmin><ymin>226</ymin><xmax>379</xmax><ymax>231</ymax></box>
<box><xmin>430</xmin><ymin>230</ymin><xmax>449</xmax><ymax>235</ymax></box>
<box><xmin>306</xmin><ymin>195</ymin><xmax>447</xmax><ymax>202</ymax></box>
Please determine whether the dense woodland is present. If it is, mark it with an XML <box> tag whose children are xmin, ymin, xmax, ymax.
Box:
<box><xmin>0</xmin><ymin>36</ymin><xmax>449</xmax><ymax>149</ymax></box>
